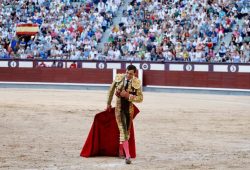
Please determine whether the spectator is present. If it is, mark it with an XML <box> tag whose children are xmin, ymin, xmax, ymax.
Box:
<box><xmin>38</xmin><ymin>61</ymin><xmax>47</xmax><ymax>68</ymax></box>
<box><xmin>70</xmin><ymin>61</ymin><xmax>77</xmax><ymax>68</ymax></box>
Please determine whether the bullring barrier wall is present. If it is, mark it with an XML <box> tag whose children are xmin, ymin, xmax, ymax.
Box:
<box><xmin>0</xmin><ymin>59</ymin><xmax>250</xmax><ymax>89</ymax></box>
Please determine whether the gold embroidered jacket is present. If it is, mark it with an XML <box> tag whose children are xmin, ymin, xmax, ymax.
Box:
<box><xmin>107</xmin><ymin>74</ymin><xmax>143</xmax><ymax>105</ymax></box>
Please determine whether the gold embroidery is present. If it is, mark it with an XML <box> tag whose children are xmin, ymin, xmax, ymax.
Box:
<box><xmin>107</xmin><ymin>81</ymin><xmax>116</xmax><ymax>105</ymax></box>
<box><xmin>115</xmin><ymin>74</ymin><xmax>125</xmax><ymax>83</ymax></box>
<box><xmin>131</xmin><ymin>77</ymin><xmax>141</xmax><ymax>89</ymax></box>
<box><xmin>128</xmin><ymin>85</ymin><xmax>143</xmax><ymax>103</ymax></box>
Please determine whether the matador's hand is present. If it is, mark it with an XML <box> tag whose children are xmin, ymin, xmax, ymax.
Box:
<box><xmin>120</xmin><ymin>90</ymin><xmax>129</xmax><ymax>99</ymax></box>
<box><xmin>115</xmin><ymin>89</ymin><xmax>121</xmax><ymax>97</ymax></box>
<box><xmin>106</xmin><ymin>104</ymin><xmax>112</xmax><ymax>112</ymax></box>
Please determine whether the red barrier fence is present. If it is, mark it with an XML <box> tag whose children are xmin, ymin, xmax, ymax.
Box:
<box><xmin>143</xmin><ymin>70</ymin><xmax>250</xmax><ymax>89</ymax></box>
<box><xmin>0</xmin><ymin>68</ymin><xmax>113</xmax><ymax>84</ymax></box>
<box><xmin>0</xmin><ymin>67</ymin><xmax>249</xmax><ymax>89</ymax></box>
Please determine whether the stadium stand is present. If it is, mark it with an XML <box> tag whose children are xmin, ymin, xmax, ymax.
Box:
<box><xmin>0</xmin><ymin>0</ymin><xmax>249</xmax><ymax>62</ymax></box>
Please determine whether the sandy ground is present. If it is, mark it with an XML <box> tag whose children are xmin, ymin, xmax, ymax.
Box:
<box><xmin>0</xmin><ymin>88</ymin><xmax>250</xmax><ymax>170</ymax></box>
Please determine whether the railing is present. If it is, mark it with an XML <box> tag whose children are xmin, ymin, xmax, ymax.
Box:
<box><xmin>0</xmin><ymin>59</ymin><xmax>250</xmax><ymax>73</ymax></box>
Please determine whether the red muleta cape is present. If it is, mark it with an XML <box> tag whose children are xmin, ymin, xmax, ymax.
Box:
<box><xmin>80</xmin><ymin>105</ymin><xmax>139</xmax><ymax>158</ymax></box>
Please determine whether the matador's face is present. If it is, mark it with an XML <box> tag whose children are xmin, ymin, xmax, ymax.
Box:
<box><xmin>126</xmin><ymin>70</ymin><xmax>135</xmax><ymax>80</ymax></box>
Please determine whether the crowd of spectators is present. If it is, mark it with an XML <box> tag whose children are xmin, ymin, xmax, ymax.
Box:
<box><xmin>0</xmin><ymin>0</ymin><xmax>249</xmax><ymax>63</ymax></box>
<box><xmin>0</xmin><ymin>0</ymin><xmax>120</xmax><ymax>60</ymax></box>
<box><xmin>104</xmin><ymin>0</ymin><xmax>250</xmax><ymax>63</ymax></box>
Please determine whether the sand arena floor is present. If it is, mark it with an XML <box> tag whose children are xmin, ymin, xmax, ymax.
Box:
<box><xmin>0</xmin><ymin>88</ymin><xmax>250</xmax><ymax>170</ymax></box>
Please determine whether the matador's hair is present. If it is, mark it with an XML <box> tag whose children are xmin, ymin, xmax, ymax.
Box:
<box><xmin>126</xmin><ymin>64</ymin><xmax>137</xmax><ymax>73</ymax></box>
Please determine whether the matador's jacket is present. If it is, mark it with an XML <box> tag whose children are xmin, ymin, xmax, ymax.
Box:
<box><xmin>107</xmin><ymin>74</ymin><xmax>143</xmax><ymax>142</ymax></box>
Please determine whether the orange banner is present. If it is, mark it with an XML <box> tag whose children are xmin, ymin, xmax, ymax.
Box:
<box><xmin>16</xmin><ymin>24</ymin><xmax>39</xmax><ymax>35</ymax></box>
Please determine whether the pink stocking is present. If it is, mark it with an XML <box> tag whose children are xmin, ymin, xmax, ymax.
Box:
<box><xmin>122</xmin><ymin>140</ymin><xmax>131</xmax><ymax>159</ymax></box>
